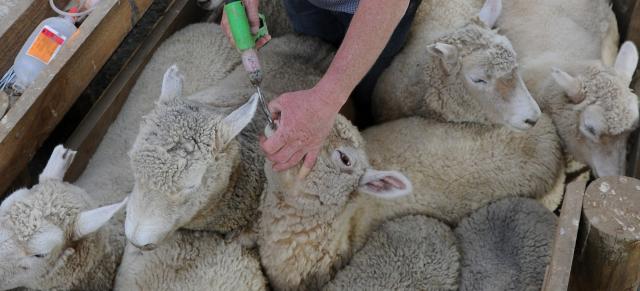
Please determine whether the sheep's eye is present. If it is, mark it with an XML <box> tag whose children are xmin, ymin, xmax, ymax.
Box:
<box><xmin>338</xmin><ymin>150</ymin><xmax>352</xmax><ymax>167</ymax></box>
<box><xmin>33</xmin><ymin>254</ymin><xmax>46</xmax><ymax>258</ymax></box>
<box><xmin>472</xmin><ymin>78</ymin><xmax>487</xmax><ymax>84</ymax></box>
<box><xmin>586</xmin><ymin>125</ymin><xmax>597</xmax><ymax>136</ymax></box>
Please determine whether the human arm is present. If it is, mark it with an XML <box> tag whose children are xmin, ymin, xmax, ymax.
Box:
<box><xmin>261</xmin><ymin>0</ymin><xmax>410</xmax><ymax>176</ymax></box>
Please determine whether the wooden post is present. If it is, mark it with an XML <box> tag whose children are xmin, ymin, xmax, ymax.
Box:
<box><xmin>542</xmin><ymin>179</ymin><xmax>586</xmax><ymax>291</ymax></box>
<box><xmin>570</xmin><ymin>176</ymin><xmax>640</xmax><ymax>291</ymax></box>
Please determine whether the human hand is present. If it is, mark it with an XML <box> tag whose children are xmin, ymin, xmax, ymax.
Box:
<box><xmin>260</xmin><ymin>85</ymin><xmax>344</xmax><ymax>178</ymax></box>
<box><xmin>221</xmin><ymin>0</ymin><xmax>271</xmax><ymax>49</ymax></box>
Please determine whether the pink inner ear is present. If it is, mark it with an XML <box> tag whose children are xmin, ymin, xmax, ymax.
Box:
<box><xmin>366</xmin><ymin>176</ymin><xmax>407</xmax><ymax>192</ymax></box>
<box><xmin>383</xmin><ymin>176</ymin><xmax>406</xmax><ymax>189</ymax></box>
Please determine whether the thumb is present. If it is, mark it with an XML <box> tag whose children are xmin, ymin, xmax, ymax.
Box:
<box><xmin>244</xmin><ymin>0</ymin><xmax>260</xmax><ymax>34</ymax></box>
<box><xmin>268</xmin><ymin>97</ymin><xmax>283</xmax><ymax>116</ymax></box>
<box><xmin>298</xmin><ymin>149</ymin><xmax>319</xmax><ymax>180</ymax></box>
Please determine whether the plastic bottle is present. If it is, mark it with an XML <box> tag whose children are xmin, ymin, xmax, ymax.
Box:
<box><xmin>11</xmin><ymin>15</ymin><xmax>77</xmax><ymax>91</ymax></box>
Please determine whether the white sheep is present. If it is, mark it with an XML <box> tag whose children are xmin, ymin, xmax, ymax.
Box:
<box><xmin>114</xmin><ymin>230</ymin><xmax>267</xmax><ymax>291</ymax></box>
<box><xmin>497</xmin><ymin>0</ymin><xmax>640</xmax><ymax>177</ymax></box>
<box><xmin>324</xmin><ymin>214</ymin><xmax>460</xmax><ymax>291</ymax></box>
<box><xmin>73</xmin><ymin>22</ymin><xmax>333</xmax><ymax>207</ymax></box>
<box><xmin>120</xmin><ymin>21</ymin><xmax>337</xmax><ymax>250</ymax></box>
<box><xmin>124</xmin><ymin>65</ymin><xmax>264</xmax><ymax>250</ymax></box>
<box><xmin>373</xmin><ymin>0</ymin><xmax>541</xmax><ymax>132</ymax></box>
<box><xmin>454</xmin><ymin>197</ymin><xmax>557</xmax><ymax>291</ymax></box>
<box><xmin>0</xmin><ymin>145</ymin><xmax>127</xmax><ymax>290</ymax></box>
<box><xmin>359</xmin><ymin>114</ymin><xmax>563</xmax><ymax>225</ymax></box>
<box><xmin>258</xmin><ymin>114</ymin><xmax>414</xmax><ymax>291</ymax></box>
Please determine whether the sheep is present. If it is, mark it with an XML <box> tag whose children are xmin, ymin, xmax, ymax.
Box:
<box><xmin>124</xmin><ymin>65</ymin><xmax>266</xmax><ymax>250</ymax></box>
<box><xmin>0</xmin><ymin>145</ymin><xmax>127</xmax><ymax>290</ymax></box>
<box><xmin>454</xmin><ymin>197</ymin><xmax>557</xmax><ymax>291</ymax></box>
<box><xmin>118</xmin><ymin>21</ymin><xmax>336</xmax><ymax>250</ymax></box>
<box><xmin>496</xmin><ymin>0</ymin><xmax>640</xmax><ymax>177</ymax></box>
<box><xmin>72</xmin><ymin>23</ymin><xmax>245</xmax><ymax>206</ymax></box>
<box><xmin>67</xmin><ymin>21</ymin><xmax>332</xmax><ymax>248</ymax></box>
<box><xmin>324</xmin><ymin>214</ymin><xmax>460</xmax><ymax>291</ymax></box>
<box><xmin>114</xmin><ymin>230</ymin><xmax>267</xmax><ymax>291</ymax></box>
<box><xmin>359</xmin><ymin>114</ymin><xmax>563</xmax><ymax>225</ymax></box>
<box><xmin>258</xmin><ymin>114</ymin><xmax>415</xmax><ymax>291</ymax></box>
<box><xmin>372</xmin><ymin>0</ymin><xmax>541</xmax><ymax>132</ymax></box>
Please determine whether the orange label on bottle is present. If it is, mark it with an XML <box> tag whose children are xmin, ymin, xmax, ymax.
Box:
<box><xmin>26</xmin><ymin>26</ymin><xmax>66</xmax><ymax>65</ymax></box>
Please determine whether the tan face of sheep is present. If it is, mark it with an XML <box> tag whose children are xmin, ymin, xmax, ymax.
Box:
<box><xmin>552</xmin><ymin>42</ymin><xmax>639</xmax><ymax>177</ymax></box>
<box><xmin>427</xmin><ymin>0</ymin><xmax>541</xmax><ymax>131</ymax></box>
<box><xmin>0</xmin><ymin>146</ymin><xmax>126</xmax><ymax>290</ymax></box>
<box><xmin>265</xmin><ymin>115</ymin><xmax>413</xmax><ymax>213</ymax></box>
<box><xmin>125</xmin><ymin>65</ymin><xmax>259</xmax><ymax>250</ymax></box>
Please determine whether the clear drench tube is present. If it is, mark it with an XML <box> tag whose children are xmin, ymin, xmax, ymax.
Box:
<box><xmin>223</xmin><ymin>0</ymin><xmax>269</xmax><ymax>85</ymax></box>
<box><xmin>0</xmin><ymin>0</ymin><xmax>99</xmax><ymax>93</ymax></box>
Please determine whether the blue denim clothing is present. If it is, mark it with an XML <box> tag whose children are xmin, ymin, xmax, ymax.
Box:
<box><xmin>282</xmin><ymin>0</ymin><xmax>422</xmax><ymax>127</ymax></box>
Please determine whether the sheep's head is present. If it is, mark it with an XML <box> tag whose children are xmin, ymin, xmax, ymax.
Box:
<box><xmin>0</xmin><ymin>146</ymin><xmax>126</xmax><ymax>290</ymax></box>
<box><xmin>427</xmin><ymin>0</ymin><xmax>541</xmax><ymax>131</ymax></box>
<box><xmin>551</xmin><ymin>42</ymin><xmax>639</xmax><ymax>177</ymax></box>
<box><xmin>125</xmin><ymin>65</ymin><xmax>259</xmax><ymax>250</ymax></box>
<box><xmin>265</xmin><ymin>115</ymin><xmax>412</xmax><ymax>215</ymax></box>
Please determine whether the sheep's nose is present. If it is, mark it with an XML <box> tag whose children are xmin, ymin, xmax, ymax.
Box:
<box><xmin>525</xmin><ymin>118</ymin><xmax>537</xmax><ymax>127</ymax></box>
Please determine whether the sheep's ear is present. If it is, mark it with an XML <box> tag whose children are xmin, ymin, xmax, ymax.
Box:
<box><xmin>159</xmin><ymin>64</ymin><xmax>184</xmax><ymax>102</ymax></box>
<box><xmin>30</xmin><ymin>223</ymin><xmax>64</xmax><ymax>255</ymax></box>
<box><xmin>217</xmin><ymin>93</ymin><xmax>259</xmax><ymax>148</ymax></box>
<box><xmin>580</xmin><ymin>105</ymin><xmax>607</xmax><ymax>143</ymax></box>
<box><xmin>614</xmin><ymin>41</ymin><xmax>639</xmax><ymax>85</ymax></box>
<box><xmin>358</xmin><ymin>169</ymin><xmax>412</xmax><ymax>199</ymax></box>
<box><xmin>0</xmin><ymin>188</ymin><xmax>30</xmax><ymax>212</ymax></box>
<box><xmin>74</xmin><ymin>197</ymin><xmax>128</xmax><ymax>240</ymax></box>
<box><xmin>478</xmin><ymin>0</ymin><xmax>502</xmax><ymax>28</ymax></box>
<box><xmin>39</xmin><ymin>145</ymin><xmax>76</xmax><ymax>183</ymax></box>
<box><xmin>427</xmin><ymin>43</ymin><xmax>459</xmax><ymax>74</ymax></box>
<box><xmin>551</xmin><ymin>68</ymin><xmax>585</xmax><ymax>104</ymax></box>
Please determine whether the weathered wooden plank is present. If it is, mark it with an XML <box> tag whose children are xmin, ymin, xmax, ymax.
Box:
<box><xmin>542</xmin><ymin>179</ymin><xmax>586</xmax><ymax>291</ymax></box>
<box><xmin>0</xmin><ymin>0</ymin><xmax>154</xmax><ymax>194</ymax></box>
<box><xmin>570</xmin><ymin>176</ymin><xmax>640</xmax><ymax>291</ymax></box>
<box><xmin>629</xmin><ymin>0</ymin><xmax>640</xmax><ymax>179</ymax></box>
<box><xmin>65</xmin><ymin>0</ymin><xmax>205</xmax><ymax>181</ymax></box>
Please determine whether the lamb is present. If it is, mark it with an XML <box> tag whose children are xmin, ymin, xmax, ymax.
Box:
<box><xmin>497</xmin><ymin>0</ymin><xmax>640</xmax><ymax>177</ymax></box>
<box><xmin>74</xmin><ymin>23</ymin><xmax>333</xmax><ymax>209</ymax></box>
<box><xmin>0</xmin><ymin>145</ymin><xmax>127</xmax><ymax>290</ymax></box>
<box><xmin>258</xmin><ymin>114</ymin><xmax>415</xmax><ymax>291</ymax></box>
<box><xmin>121</xmin><ymin>21</ymin><xmax>337</xmax><ymax>250</ymax></box>
<box><xmin>372</xmin><ymin>0</ymin><xmax>541</xmax><ymax>132</ymax></box>
<box><xmin>455</xmin><ymin>197</ymin><xmax>557</xmax><ymax>291</ymax></box>
<box><xmin>114</xmin><ymin>230</ymin><xmax>267</xmax><ymax>291</ymax></box>
<box><xmin>360</xmin><ymin>114</ymin><xmax>563</xmax><ymax>224</ymax></box>
<box><xmin>124</xmin><ymin>65</ymin><xmax>265</xmax><ymax>250</ymax></box>
<box><xmin>324</xmin><ymin>214</ymin><xmax>460</xmax><ymax>291</ymax></box>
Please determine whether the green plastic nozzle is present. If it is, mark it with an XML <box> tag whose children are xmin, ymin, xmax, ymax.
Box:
<box><xmin>224</xmin><ymin>0</ymin><xmax>269</xmax><ymax>51</ymax></box>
